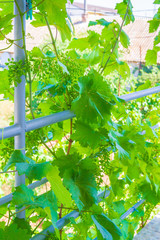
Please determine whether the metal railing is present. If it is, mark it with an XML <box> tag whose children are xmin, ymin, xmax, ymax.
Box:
<box><xmin>0</xmin><ymin>0</ymin><xmax>159</xmax><ymax>239</ymax></box>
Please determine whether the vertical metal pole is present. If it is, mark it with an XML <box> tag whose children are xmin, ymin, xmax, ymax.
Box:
<box><xmin>84</xmin><ymin>0</ymin><xmax>87</xmax><ymax>15</ymax></box>
<box><xmin>82</xmin><ymin>0</ymin><xmax>87</xmax><ymax>22</ymax></box>
<box><xmin>14</xmin><ymin>0</ymin><xmax>26</xmax><ymax>219</ymax></box>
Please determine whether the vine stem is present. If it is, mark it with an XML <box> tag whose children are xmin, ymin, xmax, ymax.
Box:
<box><xmin>27</xmin><ymin>210</ymin><xmax>35</xmax><ymax>220</ymax></box>
<box><xmin>59</xmin><ymin>203</ymin><xmax>63</xmax><ymax>240</ymax></box>
<box><xmin>39</xmin><ymin>132</ymin><xmax>57</xmax><ymax>158</ymax></box>
<box><xmin>32</xmin><ymin>215</ymin><xmax>47</xmax><ymax>234</ymax></box>
<box><xmin>32</xmin><ymin>59</ymin><xmax>43</xmax><ymax>82</ymax></box>
<box><xmin>0</xmin><ymin>170</ymin><xmax>17</xmax><ymax>174</ymax></box>
<box><xmin>0</xmin><ymin>213</ymin><xmax>9</xmax><ymax>219</ymax></box>
<box><xmin>59</xmin><ymin>118</ymin><xmax>73</xmax><ymax>239</ymax></box>
<box><xmin>100</xmin><ymin>0</ymin><xmax>131</xmax><ymax>74</ymax></box>
<box><xmin>42</xmin><ymin>42</ymin><xmax>53</xmax><ymax>52</ymax></box>
<box><xmin>67</xmin><ymin>119</ymin><xmax>73</xmax><ymax>155</ymax></box>
<box><xmin>11</xmin><ymin>205</ymin><xmax>30</xmax><ymax>217</ymax></box>
<box><xmin>7</xmin><ymin>208</ymin><xmax>12</xmax><ymax>226</ymax></box>
<box><xmin>58</xmin><ymin>206</ymin><xmax>93</xmax><ymax>213</ymax></box>
<box><xmin>118</xmin><ymin>75</ymin><xmax>121</xmax><ymax>96</ymax></box>
<box><xmin>0</xmin><ymin>44</ymin><xmax>12</xmax><ymax>51</ymax></box>
<box><xmin>44</xmin><ymin>15</ymin><xmax>59</xmax><ymax>59</ymax></box>
<box><xmin>0</xmin><ymin>30</ymin><xmax>23</xmax><ymax>49</ymax></box>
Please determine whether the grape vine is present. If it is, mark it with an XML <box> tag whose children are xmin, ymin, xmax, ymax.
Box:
<box><xmin>0</xmin><ymin>0</ymin><xmax>159</xmax><ymax>239</ymax></box>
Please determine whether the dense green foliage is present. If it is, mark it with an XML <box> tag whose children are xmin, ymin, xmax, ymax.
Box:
<box><xmin>0</xmin><ymin>0</ymin><xmax>159</xmax><ymax>239</ymax></box>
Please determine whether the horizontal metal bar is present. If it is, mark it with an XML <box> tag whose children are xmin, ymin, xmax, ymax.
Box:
<box><xmin>26</xmin><ymin>110</ymin><xmax>76</xmax><ymax>132</ymax></box>
<box><xmin>97</xmin><ymin>190</ymin><xmax>110</xmax><ymax>202</ymax></box>
<box><xmin>120</xmin><ymin>86</ymin><xmax>160</xmax><ymax>102</ymax></box>
<box><xmin>30</xmin><ymin>190</ymin><xmax>110</xmax><ymax>240</ymax></box>
<box><xmin>28</xmin><ymin>177</ymin><xmax>48</xmax><ymax>190</ymax></box>
<box><xmin>0</xmin><ymin>178</ymin><xmax>48</xmax><ymax>206</ymax></box>
<box><xmin>0</xmin><ymin>87</ymin><xmax>159</xmax><ymax>140</ymax></box>
<box><xmin>140</xmin><ymin>123</ymin><xmax>159</xmax><ymax>135</ymax></box>
<box><xmin>152</xmin><ymin>123</ymin><xmax>160</xmax><ymax>130</ymax></box>
<box><xmin>0</xmin><ymin>124</ymin><xmax>21</xmax><ymax>140</ymax></box>
<box><xmin>0</xmin><ymin>193</ymin><xmax>13</xmax><ymax>206</ymax></box>
<box><xmin>32</xmin><ymin>211</ymin><xmax>80</xmax><ymax>240</ymax></box>
<box><xmin>93</xmin><ymin>199</ymin><xmax>146</xmax><ymax>240</ymax></box>
<box><xmin>0</xmin><ymin>118</ymin><xmax>158</xmax><ymax>142</ymax></box>
<box><xmin>0</xmin><ymin>122</ymin><xmax>158</xmax><ymax>206</ymax></box>
<box><xmin>120</xmin><ymin>199</ymin><xmax>145</xmax><ymax>220</ymax></box>
<box><xmin>0</xmin><ymin>111</ymin><xmax>75</xmax><ymax>140</ymax></box>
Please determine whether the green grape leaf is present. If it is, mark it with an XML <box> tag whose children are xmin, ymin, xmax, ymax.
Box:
<box><xmin>136</xmin><ymin>79</ymin><xmax>151</xmax><ymax>91</ymax></box>
<box><xmin>0</xmin><ymin>13</ymin><xmax>14</xmax><ymax>40</ymax></box>
<box><xmin>68</xmin><ymin>38</ymin><xmax>90</xmax><ymax>51</ymax></box>
<box><xmin>113</xmin><ymin>201</ymin><xmax>125</xmax><ymax>215</ymax></box>
<box><xmin>16</xmin><ymin>162</ymin><xmax>51</xmax><ymax>181</ymax></box>
<box><xmin>13</xmin><ymin>184</ymin><xmax>58</xmax><ymax>226</ymax></box>
<box><xmin>12</xmin><ymin>218</ymin><xmax>32</xmax><ymax>235</ymax></box>
<box><xmin>72</xmin><ymin>121</ymin><xmax>103</xmax><ymax>148</ymax></box>
<box><xmin>36</xmin><ymin>191</ymin><xmax>58</xmax><ymax>227</ymax></box>
<box><xmin>0</xmin><ymin>229</ymin><xmax>5</xmax><ymax>240</ymax></box>
<box><xmin>12</xmin><ymin>184</ymin><xmax>34</xmax><ymax>206</ymax></box>
<box><xmin>92</xmin><ymin>216</ymin><xmax>112</xmax><ymax>240</ymax></box>
<box><xmin>45</xmin><ymin>51</ymin><xmax>56</xmax><ymax>58</ymax></box>
<box><xmin>0</xmin><ymin>2</ymin><xmax>13</xmax><ymax>17</ymax></box>
<box><xmin>30</xmin><ymin>47</ymin><xmax>45</xmax><ymax>58</ymax></box>
<box><xmin>63</xmin><ymin>168</ymin><xmax>97</xmax><ymax>210</ymax></box>
<box><xmin>145</xmin><ymin>49</ymin><xmax>157</xmax><ymax>65</ymax></box>
<box><xmin>88</xmin><ymin>18</ymin><xmax>112</xmax><ymax>27</ymax></box>
<box><xmin>148</xmin><ymin>8</ymin><xmax>160</xmax><ymax>33</ymax></box>
<box><xmin>101</xmin><ymin>21</ymin><xmax>119</xmax><ymax>43</ymax></box>
<box><xmin>63</xmin><ymin>170</ymin><xmax>84</xmax><ymax>211</ymax></box>
<box><xmin>83</xmin><ymin>47</ymin><xmax>101</xmax><ymax>65</ymax></box>
<box><xmin>47</xmin><ymin>166</ymin><xmax>72</xmax><ymax>207</ymax></box>
<box><xmin>0</xmin><ymin>70</ymin><xmax>9</xmax><ymax>94</ymax></box>
<box><xmin>32</xmin><ymin>0</ymin><xmax>72</xmax><ymax>41</ymax></box>
<box><xmin>53</xmin><ymin>152</ymin><xmax>81</xmax><ymax>176</ymax></box>
<box><xmin>139</xmin><ymin>182</ymin><xmax>160</xmax><ymax>205</ymax></box>
<box><xmin>148</xmin><ymin>18</ymin><xmax>160</xmax><ymax>33</ymax></box>
<box><xmin>154</xmin><ymin>0</ymin><xmax>160</xmax><ymax>3</ymax></box>
<box><xmin>0</xmin><ymin>223</ymin><xmax>31</xmax><ymax>240</ymax></box>
<box><xmin>108</xmin><ymin>130</ymin><xmax>129</xmax><ymax>158</ymax></box>
<box><xmin>120</xmin><ymin>30</ymin><xmax>130</xmax><ymax>48</ymax></box>
<box><xmin>30</xmin><ymin>13</ymin><xmax>46</xmax><ymax>27</ymax></box>
<box><xmin>115</xmin><ymin>0</ymin><xmax>135</xmax><ymax>25</ymax></box>
<box><xmin>15</xmin><ymin>156</ymin><xmax>72</xmax><ymax>208</ymax></box>
<box><xmin>71</xmin><ymin>70</ymin><xmax>113</xmax><ymax>123</ymax></box>
<box><xmin>103</xmin><ymin>59</ymin><xmax>120</xmax><ymax>76</ymax></box>
<box><xmin>3</xmin><ymin>150</ymin><xmax>25</xmax><ymax>172</ymax></box>
<box><xmin>92</xmin><ymin>214</ymin><xmax>122</xmax><ymax>240</ymax></box>
<box><xmin>118</xmin><ymin>61</ymin><xmax>130</xmax><ymax>79</ymax></box>
<box><xmin>154</xmin><ymin>31</ymin><xmax>160</xmax><ymax>46</ymax></box>
<box><xmin>87</xmin><ymin>31</ymin><xmax>100</xmax><ymax>47</ymax></box>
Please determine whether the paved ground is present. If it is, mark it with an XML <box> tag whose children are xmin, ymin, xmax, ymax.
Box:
<box><xmin>134</xmin><ymin>212</ymin><xmax>160</xmax><ymax>240</ymax></box>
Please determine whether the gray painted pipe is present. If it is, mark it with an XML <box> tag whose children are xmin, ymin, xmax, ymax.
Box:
<box><xmin>26</xmin><ymin>110</ymin><xmax>76</xmax><ymax>132</ymax></box>
<box><xmin>93</xmin><ymin>199</ymin><xmax>146</xmax><ymax>240</ymax></box>
<box><xmin>30</xmin><ymin>190</ymin><xmax>110</xmax><ymax>240</ymax></box>
<box><xmin>14</xmin><ymin>0</ymin><xmax>26</xmax><ymax>218</ymax></box>
<box><xmin>120</xmin><ymin>199</ymin><xmax>145</xmax><ymax>220</ymax></box>
<box><xmin>0</xmin><ymin>120</ymin><xmax>158</xmax><ymax>141</ymax></box>
<box><xmin>0</xmin><ymin>87</ymin><xmax>159</xmax><ymax>140</ymax></box>
<box><xmin>0</xmin><ymin>124</ymin><xmax>21</xmax><ymax>140</ymax></box>
<box><xmin>120</xmin><ymin>86</ymin><xmax>160</xmax><ymax>101</ymax></box>
<box><xmin>0</xmin><ymin>178</ymin><xmax>48</xmax><ymax>206</ymax></box>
